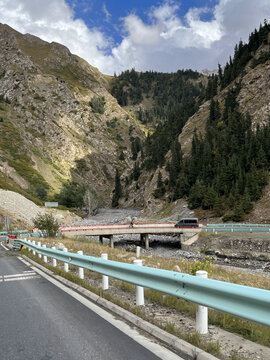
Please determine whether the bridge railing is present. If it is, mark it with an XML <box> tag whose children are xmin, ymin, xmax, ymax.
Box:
<box><xmin>16</xmin><ymin>238</ymin><xmax>270</xmax><ymax>328</ymax></box>
<box><xmin>0</xmin><ymin>229</ymin><xmax>28</xmax><ymax>235</ymax></box>
<box><xmin>206</xmin><ymin>223</ymin><xmax>270</xmax><ymax>227</ymax></box>
<box><xmin>204</xmin><ymin>227</ymin><xmax>270</xmax><ymax>232</ymax></box>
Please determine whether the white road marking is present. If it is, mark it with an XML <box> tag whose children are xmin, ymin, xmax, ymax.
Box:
<box><xmin>4</xmin><ymin>275</ymin><xmax>40</xmax><ymax>282</ymax></box>
<box><xmin>0</xmin><ymin>243</ymin><xmax>9</xmax><ymax>251</ymax></box>
<box><xmin>0</xmin><ymin>272</ymin><xmax>40</xmax><ymax>283</ymax></box>
<box><xmin>5</xmin><ymin>272</ymin><xmax>37</xmax><ymax>278</ymax></box>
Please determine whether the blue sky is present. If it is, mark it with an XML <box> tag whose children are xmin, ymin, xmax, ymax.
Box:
<box><xmin>0</xmin><ymin>0</ymin><xmax>269</xmax><ymax>74</ymax></box>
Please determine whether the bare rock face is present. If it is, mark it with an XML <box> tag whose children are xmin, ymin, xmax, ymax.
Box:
<box><xmin>179</xmin><ymin>49</ymin><xmax>270</xmax><ymax>158</ymax></box>
<box><xmin>0</xmin><ymin>23</ymin><xmax>144</xmax><ymax>205</ymax></box>
<box><xmin>237</xmin><ymin>59</ymin><xmax>270</xmax><ymax>128</ymax></box>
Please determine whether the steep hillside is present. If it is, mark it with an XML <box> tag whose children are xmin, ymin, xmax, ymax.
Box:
<box><xmin>121</xmin><ymin>23</ymin><xmax>270</xmax><ymax>221</ymax></box>
<box><xmin>0</xmin><ymin>24</ymin><xmax>144</xmax><ymax>207</ymax></box>
<box><xmin>1</xmin><ymin>22</ymin><xmax>270</xmax><ymax>222</ymax></box>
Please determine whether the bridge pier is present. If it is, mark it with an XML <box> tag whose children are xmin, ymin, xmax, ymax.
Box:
<box><xmin>140</xmin><ymin>233</ymin><xmax>149</xmax><ymax>250</ymax></box>
<box><xmin>99</xmin><ymin>235</ymin><xmax>114</xmax><ymax>248</ymax></box>
<box><xmin>109</xmin><ymin>235</ymin><xmax>114</xmax><ymax>249</ymax></box>
<box><xmin>179</xmin><ymin>233</ymin><xmax>182</xmax><ymax>248</ymax></box>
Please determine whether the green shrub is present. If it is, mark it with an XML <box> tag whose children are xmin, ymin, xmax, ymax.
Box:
<box><xmin>56</xmin><ymin>181</ymin><xmax>86</xmax><ymax>208</ymax></box>
<box><xmin>89</xmin><ymin>96</ymin><xmax>105</xmax><ymax>114</ymax></box>
<box><xmin>32</xmin><ymin>213</ymin><xmax>59</xmax><ymax>237</ymax></box>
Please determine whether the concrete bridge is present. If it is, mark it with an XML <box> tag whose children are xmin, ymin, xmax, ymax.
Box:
<box><xmin>60</xmin><ymin>223</ymin><xmax>201</xmax><ymax>249</ymax></box>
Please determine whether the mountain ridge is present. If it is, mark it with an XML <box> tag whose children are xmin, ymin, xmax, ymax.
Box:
<box><xmin>1</xmin><ymin>22</ymin><xmax>270</xmax><ymax>225</ymax></box>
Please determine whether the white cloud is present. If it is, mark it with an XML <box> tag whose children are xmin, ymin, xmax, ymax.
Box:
<box><xmin>112</xmin><ymin>0</ymin><xmax>270</xmax><ymax>72</ymax></box>
<box><xmin>102</xmin><ymin>3</ymin><xmax>111</xmax><ymax>23</ymax></box>
<box><xmin>122</xmin><ymin>14</ymin><xmax>160</xmax><ymax>46</ymax></box>
<box><xmin>0</xmin><ymin>0</ymin><xmax>269</xmax><ymax>74</ymax></box>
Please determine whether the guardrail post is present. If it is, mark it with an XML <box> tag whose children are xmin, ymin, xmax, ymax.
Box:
<box><xmin>101</xmin><ymin>253</ymin><xmax>109</xmax><ymax>290</ymax></box>
<box><xmin>32</xmin><ymin>240</ymin><xmax>36</xmax><ymax>255</ymax></box>
<box><xmin>133</xmin><ymin>259</ymin><xmax>144</xmax><ymax>306</ymax></box>
<box><xmin>52</xmin><ymin>247</ymin><xmax>57</xmax><ymax>267</ymax></box>
<box><xmin>42</xmin><ymin>244</ymin><xmax>47</xmax><ymax>263</ymax></box>
<box><xmin>196</xmin><ymin>270</ymin><xmax>208</xmax><ymax>334</ymax></box>
<box><xmin>136</xmin><ymin>246</ymin><xmax>141</xmax><ymax>258</ymax></box>
<box><xmin>38</xmin><ymin>242</ymin><xmax>42</xmax><ymax>258</ymax></box>
<box><xmin>27</xmin><ymin>239</ymin><xmax>31</xmax><ymax>251</ymax></box>
<box><xmin>63</xmin><ymin>247</ymin><xmax>69</xmax><ymax>272</ymax></box>
<box><xmin>77</xmin><ymin>251</ymin><xmax>84</xmax><ymax>279</ymax></box>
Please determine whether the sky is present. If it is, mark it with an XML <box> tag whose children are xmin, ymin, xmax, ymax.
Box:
<box><xmin>0</xmin><ymin>0</ymin><xmax>269</xmax><ymax>75</ymax></box>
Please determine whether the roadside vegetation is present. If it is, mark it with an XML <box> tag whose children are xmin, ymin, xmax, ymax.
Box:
<box><xmin>21</xmin><ymin>236</ymin><xmax>270</xmax><ymax>359</ymax></box>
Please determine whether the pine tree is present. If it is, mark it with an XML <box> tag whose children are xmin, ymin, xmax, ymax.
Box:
<box><xmin>202</xmin><ymin>187</ymin><xmax>217</xmax><ymax>209</ymax></box>
<box><xmin>169</xmin><ymin>140</ymin><xmax>182</xmax><ymax>188</ymax></box>
<box><xmin>112</xmin><ymin>169</ymin><xmax>122</xmax><ymax>207</ymax></box>
<box><xmin>153</xmin><ymin>171</ymin><xmax>166</xmax><ymax>198</ymax></box>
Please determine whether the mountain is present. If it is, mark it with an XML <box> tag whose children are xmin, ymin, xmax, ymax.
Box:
<box><xmin>0</xmin><ymin>24</ymin><xmax>144</xmax><ymax>209</ymax></box>
<box><xmin>1</xmin><ymin>22</ymin><xmax>270</xmax><ymax>223</ymax></box>
<box><xmin>111</xmin><ymin>22</ymin><xmax>270</xmax><ymax>222</ymax></box>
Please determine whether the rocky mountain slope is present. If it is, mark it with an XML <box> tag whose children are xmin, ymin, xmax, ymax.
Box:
<box><xmin>138</xmin><ymin>35</ymin><xmax>270</xmax><ymax>220</ymax></box>
<box><xmin>1</xmin><ymin>23</ymin><xmax>270</xmax><ymax>223</ymax></box>
<box><xmin>0</xmin><ymin>24</ymin><xmax>144</xmax><ymax>206</ymax></box>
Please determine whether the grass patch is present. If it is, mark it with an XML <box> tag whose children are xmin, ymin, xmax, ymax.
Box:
<box><xmin>0</xmin><ymin>118</ymin><xmax>51</xmax><ymax>203</ymax></box>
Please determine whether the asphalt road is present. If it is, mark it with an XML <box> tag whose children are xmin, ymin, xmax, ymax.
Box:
<box><xmin>0</xmin><ymin>244</ymin><xmax>183</xmax><ymax>360</ymax></box>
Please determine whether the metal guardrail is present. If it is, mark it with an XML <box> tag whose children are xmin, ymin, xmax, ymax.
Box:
<box><xmin>207</xmin><ymin>224</ymin><xmax>270</xmax><ymax>227</ymax></box>
<box><xmin>17</xmin><ymin>238</ymin><xmax>270</xmax><ymax>328</ymax></box>
<box><xmin>0</xmin><ymin>229</ymin><xmax>28</xmax><ymax>235</ymax></box>
<box><xmin>204</xmin><ymin>227</ymin><xmax>270</xmax><ymax>232</ymax></box>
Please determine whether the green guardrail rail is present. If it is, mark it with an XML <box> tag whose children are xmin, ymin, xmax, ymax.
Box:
<box><xmin>16</xmin><ymin>238</ymin><xmax>270</xmax><ymax>328</ymax></box>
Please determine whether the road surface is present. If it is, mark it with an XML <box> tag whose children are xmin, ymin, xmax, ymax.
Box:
<box><xmin>0</xmin><ymin>243</ymin><xmax>184</xmax><ymax>360</ymax></box>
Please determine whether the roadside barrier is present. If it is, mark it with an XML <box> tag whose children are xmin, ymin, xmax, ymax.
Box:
<box><xmin>204</xmin><ymin>227</ymin><xmax>270</xmax><ymax>232</ymax></box>
<box><xmin>15</xmin><ymin>238</ymin><xmax>270</xmax><ymax>331</ymax></box>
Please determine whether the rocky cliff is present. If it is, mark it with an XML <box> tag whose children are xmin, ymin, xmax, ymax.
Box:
<box><xmin>0</xmin><ymin>24</ymin><xmax>144</xmax><ymax>205</ymax></box>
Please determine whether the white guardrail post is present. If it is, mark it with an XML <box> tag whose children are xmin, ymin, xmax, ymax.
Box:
<box><xmin>63</xmin><ymin>247</ymin><xmax>69</xmax><ymax>272</ymax></box>
<box><xmin>101</xmin><ymin>253</ymin><xmax>109</xmax><ymax>290</ymax></box>
<box><xmin>77</xmin><ymin>251</ymin><xmax>84</xmax><ymax>279</ymax></box>
<box><xmin>32</xmin><ymin>240</ymin><xmax>36</xmax><ymax>255</ymax></box>
<box><xmin>196</xmin><ymin>270</ymin><xmax>208</xmax><ymax>334</ymax></box>
<box><xmin>52</xmin><ymin>247</ymin><xmax>57</xmax><ymax>267</ymax></box>
<box><xmin>38</xmin><ymin>242</ymin><xmax>42</xmax><ymax>258</ymax></box>
<box><xmin>133</xmin><ymin>259</ymin><xmax>144</xmax><ymax>306</ymax></box>
<box><xmin>136</xmin><ymin>246</ymin><xmax>141</xmax><ymax>258</ymax></box>
<box><xmin>42</xmin><ymin>244</ymin><xmax>47</xmax><ymax>263</ymax></box>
